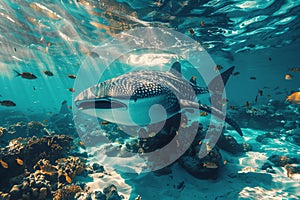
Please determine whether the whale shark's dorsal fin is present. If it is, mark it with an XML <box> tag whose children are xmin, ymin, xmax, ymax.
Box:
<box><xmin>208</xmin><ymin>66</ymin><xmax>235</xmax><ymax>92</ymax></box>
<box><xmin>170</xmin><ymin>62</ymin><xmax>182</xmax><ymax>76</ymax></box>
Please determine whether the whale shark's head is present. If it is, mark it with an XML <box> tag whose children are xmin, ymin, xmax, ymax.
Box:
<box><xmin>74</xmin><ymin>73</ymin><xmax>179</xmax><ymax>126</ymax></box>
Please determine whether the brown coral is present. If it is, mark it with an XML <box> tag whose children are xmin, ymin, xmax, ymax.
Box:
<box><xmin>53</xmin><ymin>185</ymin><xmax>82</xmax><ymax>200</ymax></box>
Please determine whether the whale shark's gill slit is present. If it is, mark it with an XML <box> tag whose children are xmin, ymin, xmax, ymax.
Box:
<box><xmin>77</xmin><ymin>99</ymin><xmax>127</xmax><ymax>109</ymax></box>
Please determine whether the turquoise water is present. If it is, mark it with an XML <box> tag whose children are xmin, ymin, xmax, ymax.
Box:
<box><xmin>0</xmin><ymin>0</ymin><xmax>300</xmax><ymax>200</ymax></box>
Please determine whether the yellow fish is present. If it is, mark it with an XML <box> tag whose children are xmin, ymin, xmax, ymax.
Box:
<box><xmin>203</xmin><ymin>162</ymin><xmax>218</xmax><ymax>169</ymax></box>
<box><xmin>200</xmin><ymin>111</ymin><xmax>207</xmax><ymax>116</ymax></box>
<box><xmin>0</xmin><ymin>159</ymin><xmax>9</xmax><ymax>169</ymax></box>
<box><xmin>16</xmin><ymin>158</ymin><xmax>23</xmax><ymax>166</ymax></box>
<box><xmin>286</xmin><ymin>91</ymin><xmax>300</xmax><ymax>104</ymax></box>
<box><xmin>65</xmin><ymin>173</ymin><xmax>72</xmax><ymax>183</ymax></box>
<box><xmin>285</xmin><ymin>74</ymin><xmax>293</xmax><ymax>80</ymax></box>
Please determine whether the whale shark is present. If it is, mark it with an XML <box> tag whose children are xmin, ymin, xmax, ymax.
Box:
<box><xmin>74</xmin><ymin>62</ymin><xmax>243</xmax><ymax>136</ymax></box>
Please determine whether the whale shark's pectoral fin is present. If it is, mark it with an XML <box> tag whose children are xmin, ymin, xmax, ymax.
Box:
<box><xmin>180</xmin><ymin>100</ymin><xmax>243</xmax><ymax>136</ymax></box>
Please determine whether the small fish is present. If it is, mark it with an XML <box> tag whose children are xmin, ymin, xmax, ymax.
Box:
<box><xmin>148</xmin><ymin>132</ymin><xmax>157</xmax><ymax>137</ymax></box>
<box><xmin>45</xmin><ymin>42</ymin><xmax>51</xmax><ymax>53</ymax></box>
<box><xmin>65</xmin><ymin>173</ymin><xmax>72</xmax><ymax>183</ymax></box>
<box><xmin>290</xmin><ymin>67</ymin><xmax>300</xmax><ymax>72</ymax></box>
<box><xmin>78</xmin><ymin>141</ymin><xmax>85</xmax><ymax>147</ymax></box>
<box><xmin>68</xmin><ymin>88</ymin><xmax>75</xmax><ymax>92</ymax></box>
<box><xmin>233</xmin><ymin>71</ymin><xmax>240</xmax><ymax>76</ymax></box>
<box><xmin>200</xmin><ymin>21</ymin><xmax>205</xmax><ymax>27</ymax></box>
<box><xmin>214</xmin><ymin>64</ymin><xmax>223</xmax><ymax>71</ymax></box>
<box><xmin>16</xmin><ymin>158</ymin><xmax>23</xmax><ymax>166</ymax></box>
<box><xmin>255</xmin><ymin>95</ymin><xmax>258</xmax><ymax>103</ymax></box>
<box><xmin>286</xmin><ymin>91</ymin><xmax>300</xmax><ymax>104</ymax></box>
<box><xmin>33</xmin><ymin>86</ymin><xmax>36</xmax><ymax>91</ymax></box>
<box><xmin>223</xmin><ymin>160</ymin><xmax>227</xmax><ymax>165</ymax></box>
<box><xmin>43</xmin><ymin>70</ymin><xmax>54</xmax><ymax>76</ymax></box>
<box><xmin>218</xmin><ymin>98</ymin><xmax>229</xmax><ymax>106</ymax></box>
<box><xmin>101</xmin><ymin>121</ymin><xmax>109</xmax><ymax>125</ymax></box>
<box><xmin>86</xmin><ymin>51</ymin><xmax>99</xmax><ymax>58</ymax></box>
<box><xmin>190</xmin><ymin>76</ymin><xmax>197</xmax><ymax>85</ymax></box>
<box><xmin>250</xmin><ymin>77</ymin><xmax>256</xmax><ymax>80</ymax></box>
<box><xmin>203</xmin><ymin>162</ymin><xmax>218</xmax><ymax>169</ymax></box>
<box><xmin>176</xmin><ymin>181</ymin><xmax>185</xmax><ymax>190</ymax></box>
<box><xmin>0</xmin><ymin>159</ymin><xmax>9</xmax><ymax>169</ymax></box>
<box><xmin>229</xmin><ymin>105</ymin><xmax>235</xmax><ymax>110</ymax></box>
<box><xmin>245</xmin><ymin>101</ymin><xmax>250</xmax><ymax>108</ymax></box>
<box><xmin>205</xmin><ymin>143</ymin><xmax>212</xmax><ymax>152</ymax></box>
<box><xmin>200</xmin><ymin>111</ymin><xmax>207</xmax><ymax>116</ymax></box>
<box><xmin>14</xmin><ymin>47</ymin><xmax>17</xmax><ymax>52</ymax></box>
<box><xmin>68</xmin><ymin>74</ymin><xmax>77</xmax><ymax>79</ymax></box>
<box><xmin>135</xmin><ymin>195</ymin><xmax>142</xmax><ymax>200</ymax></box>
<box><xmin>0</xmin><ymin>100</ymin><xmax>16</xmax><ymax>107</ymax></box>
<box><xmin>14</xmin><ymin>70</ymin><xmax>37</xmax><ymax>79</ymax></box>
<box><xmin>285</xmin><ymin>74</ymin><xmax>292</xmax><ymax>80</ymax></box>
<box><xmin>268</xmin><ymin>57</ymin><xmax>272</xmax><ymax>61</ymax></box>
<box><xmin>189</xmin><ymin>28</ymin><xmax>194</xmax><ymax>35</ymax></box>
<box><xmin>258</xmin><ymin>90</ymin><xmax>263</xmax><ymax>96</ymax></box>
<box><xmin>68</xmin><ymin>106</ymin><xmax>72</xmax><ymax>110</ymax></box>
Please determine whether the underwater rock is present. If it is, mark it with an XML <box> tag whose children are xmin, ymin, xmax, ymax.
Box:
<box><xmin>0</xmin><ymin>192</ymin><xmax>10</xmax><ymax>200</ymax></box>
<box><xmin>7</xmin><ymin>122</ymin><xmax>27</xmax><ymax>139</ymax></box>
<box><xmin>178</xmin><ymin>146</ymin><xmax>222</xmax><ymax>180</ymax></box>
<box><xmin>3</xmin><ymin>156</ymin><xmax>86</xmax><ymax>200</ymax></box>
<box><xmin>233</xmin><ymin>105</ymin><xmax>287</xmax><ymax>130</ymax></box>
<box><xmin>38</xmin><ymin>187</ymin><xmax>48</xmax><ymax>200</ymax></box>
<box><xmin>0</xmin><ymin>134</ymin><xmax>77</xmax><ymax>197</ymax></box>
<box><xmin>0</xmin><ymin>127</ymin><xmax>7</xmax><ymax>137</ymax></box>
<box><xmin>286</xmin><ymin>165</ymin><xmax>300</xmax><ymax>178</ymax></box>
<box><xmin>284</xmin><ymin>120</ymin><xmax>297</xmax><ymax>130</ymax></box>
<box><xmin>217</xmin><ymin>134</ymin><xmax>252</xmax><ymax>154</ymax></box>
<box><xmin>103</xmin><ymin>184</ymin><xmax>122</xmax><ymax>200</ymax></box>
<box><xmin>256</xmin><ymin>132</ymin><xmax>278</xmax><ymax>143</ymax></box>
<box><xmin>9</xmin><ymin>184</ymin><xmax>21</xmax><ymax>200</ymax></box>
<box><xmin>92</xmin><ymin>163</ymin><xmax>105</xmax><ymax>173</ymax></box>
<box><xmin>290</xmin><ymin>128</ymin><xmax>300</xmax><ymax>146</ymax></box>
<box><xmin>261</xmin><ymin>162</ymin><xmax>276</xmax><ymax>174</ymax></box>
<box><xmin>95</xmin><ymin>191</ymin><xmax>106</xmax><ymax>200</ymax></box>
<box><xmin>268</xmin><ymin>155</ymin><xmax>300</xmax><ymax>167</ymax></box>
<box><xmin>24</xmin><ymin>135</ymin><xmax>73</xmax><ymax>166</ymax></box>
<box><xmin>53</xmin><ymin>185</ymin><xmax>82</xmax><ymax>200</ymax></box>
<box><xmin>1</xmin><ymin>121</ymin><xmax>49</xmax><ymax>144</ymax></box>
<box><xmin>27</xmin><ymin>121</ymin><xmax>47</xmax><ymax>136</ymax></box>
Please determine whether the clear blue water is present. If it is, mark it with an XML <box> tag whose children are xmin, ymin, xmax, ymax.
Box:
<box><xmin>0</xmin><ymin>0</ymin><xmax>300</xmax><ymax>199</ymax></box>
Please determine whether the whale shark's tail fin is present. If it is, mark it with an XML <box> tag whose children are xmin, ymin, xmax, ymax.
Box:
<box><xmin>180</xmin><ymin>99</ymin><xmax>243</xmax><ymax>136</ymax></box>
<box><xmin>198</xmin><ymin>103</ymin><xmax>243</xmax><ymax>136</ymax></box>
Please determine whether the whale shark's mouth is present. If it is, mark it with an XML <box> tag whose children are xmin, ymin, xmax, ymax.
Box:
<box><xmin>76</xmin><ymin>98</ymin><xmax>127</xmax><ymax>110</ymax></box>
